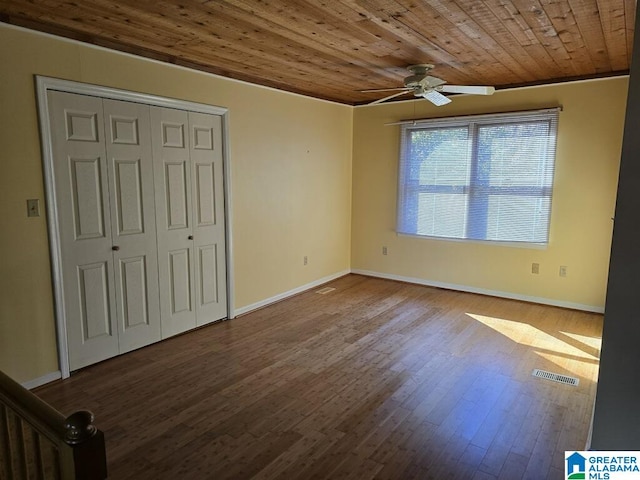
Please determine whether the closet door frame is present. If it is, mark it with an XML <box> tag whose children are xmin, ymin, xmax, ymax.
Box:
<box><xmin>35</xmin><ymin>75</ymin><xmax>235</xmax><ymax>379</ymax></box>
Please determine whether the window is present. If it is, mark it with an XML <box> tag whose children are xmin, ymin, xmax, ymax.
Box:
<box><xmin>397</xmin><ymin>109</ymin><xmax>559</xmax><ymax>244</ymax></box>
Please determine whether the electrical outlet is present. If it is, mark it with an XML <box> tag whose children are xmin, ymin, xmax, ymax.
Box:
<box><xmin>531</xmin><ymin>263</ymin><xmax>539</xmax><ymax>274</ymax></box>
<box><xmin>382</xmin><ymin>246</ymin><xmax>388</xmax><ymax>255</ymax></box>
<box><xmin>559</xmin><ymin>265</ymin><xmax>567</xmax><ymax>277</ymax></box>
<box><xmin>303</xmin><ymin>256</ymin><xmax>308</xmax><ymax>266</ymax></box>
<box><xmin>27</xmin><ymin>199</ymin><xmax>40</xmax><ymax>217</ymax></box>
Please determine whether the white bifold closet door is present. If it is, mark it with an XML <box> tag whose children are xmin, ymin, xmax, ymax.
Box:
<box><xmin>48</xmin><ymin>91</ymin><xmax>228</xmax><ymax>371</ymax></box>
<box><xmin>150</xmin><ymin>107</ymin><xmax>227</xmax><ymax>338</ymax></box>
<box><xmin>48</xmin><ymin>91</ymin><xmax>161</xmax><ymax>370</ymax></box>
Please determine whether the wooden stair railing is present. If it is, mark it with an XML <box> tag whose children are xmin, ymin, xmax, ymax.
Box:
<box><xmin>0</xmin><ymin>370</ymin><xmax>107</xmax><ymax>479</ymax></box>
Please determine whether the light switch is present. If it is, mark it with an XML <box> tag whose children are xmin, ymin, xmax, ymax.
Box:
<box><xmin>27</xmin><ymin>199</ymin><xmax>40</xmax><ymax>217</ymax></box>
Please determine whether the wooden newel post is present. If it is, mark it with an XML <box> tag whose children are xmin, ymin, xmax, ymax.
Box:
<box><xmin>64</xmin><ymin>410</ymin><xmax>108</xmax><ymax>479</ymax></box>
<box><xmin>64</xmin><ymin>410</ymin><xmax>97</xmax><ymax>444</ymax></box>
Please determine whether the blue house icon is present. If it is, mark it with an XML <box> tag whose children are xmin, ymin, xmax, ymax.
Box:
<box><xmin>567</xmin><ymin>452</ymin><xmax>586</xmax><ymax>475</ymax></box>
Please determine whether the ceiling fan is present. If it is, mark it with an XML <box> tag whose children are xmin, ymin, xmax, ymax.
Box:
<box><xmin>363</xmin><ymin>64</ymin><xmax>495</xmax><ymax>106</ymax></box>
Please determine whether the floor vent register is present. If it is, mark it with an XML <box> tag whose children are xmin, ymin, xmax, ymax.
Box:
<box><xmin>532</xmin><ymin>368</ymin><xmax>579</xmax><ymax>386</ymax></box>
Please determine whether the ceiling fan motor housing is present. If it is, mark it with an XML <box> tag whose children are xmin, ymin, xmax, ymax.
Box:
<box><xmin>404</xmin><ymin>64</ymin><xmax>435</xmax><ymax>88</ymax></box>
<box><xmin>404</xmin><ymin>74</ymin><xmax>426</xmax><ymax>88</ymax></box>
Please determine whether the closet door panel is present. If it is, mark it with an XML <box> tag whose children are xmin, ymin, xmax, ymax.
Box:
<box><xmin>117</xmin><ymin>255</ymin><xmax>150</xmax><ymax>328</ymax></box>
<box><xmin>169</xmin><ymin>248</ymin><xmax>192</xmax><ymax>314</ymax></box>
<box><xmin>48</xmin><ymin>91</ymin><xmax>119</xmax><ymax>370</ymax></box>
<box><xmin>70</xmin><ymin>157</ymin><xmax>106</xmax><ymax>239</ymax></box>
<box><xmin>197</xmin><ymin>244</ymin><xmax>219</xmax><ymax>305</ymax></box>
<box><xmin>151</xmin><ymin>107</ymin><xmax>197</xmax><ymax>338</ymax></box>
<box><xmin>77</xmin><ymin>262</ymin><xmax>112</xmax><ymax>340</ymax></box>
<box><xmin>103</xmin><ymin>99</ymin><xmax>161</xmax><ymax>352</ymax></box>
<box><xmin>194</xmin><ymin>163</ymin><xmax>215</xmax><ymax>226</ymax></box>
<box><xmin>189</xmin><ymin>112</ymin><xmax>228</xmax><ymax>325</ymax></box>
<box><xmin>165</xmin><ymin>161</ymin><xmax>189</xmax><ymax>229</ymax></box>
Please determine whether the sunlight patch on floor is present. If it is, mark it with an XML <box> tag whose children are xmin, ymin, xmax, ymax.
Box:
<box><xmin>560</xmin><ymin>330</ymin><xmax>602</xmax><ymax>348</ymax></box>
<box><xmin>466</xmin><ymin>313</ymin><xmax>601</xmax><ymax>363</ymax></box>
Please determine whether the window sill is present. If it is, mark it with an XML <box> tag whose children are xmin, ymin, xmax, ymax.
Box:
<box><xmin>396</xmin><ymin>232</ymin><xmax>548</xmax><ymax>250</ymax></box>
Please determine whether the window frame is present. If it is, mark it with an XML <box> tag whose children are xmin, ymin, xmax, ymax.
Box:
<box><xmin>396</xmin><ymin>108</ymin><xmax>560</xmax><ymax>246</ymax></box>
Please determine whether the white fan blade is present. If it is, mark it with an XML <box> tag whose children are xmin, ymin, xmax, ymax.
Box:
<box><xmin>360</xmin><ymin>87</ymin><xmax>412</xmax><ymax>93</ymax></box>
<box><xmin>422</xmin><ymin>90</ymin><xmax>452</xmax><ymax>106</ymax></box>
<box><xmin>368</xmin><ymin>90</ymin><xmax>412</xmax><ymax>105</ymax></box>
<box><xmin>440</xmin><ymin>85</ymin><xmax>495</xmax><ymax>95</ymax></box>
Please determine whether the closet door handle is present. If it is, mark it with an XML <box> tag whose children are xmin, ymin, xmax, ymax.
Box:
<box><xmin>112</xmin><ymin>246</ymin><xmax>120</xmax><ymax>251</ymax></box>
<box><xmin>188</xmin><ymin>235</ymin><xmax>193</xmax><ymax>240</ymax></box>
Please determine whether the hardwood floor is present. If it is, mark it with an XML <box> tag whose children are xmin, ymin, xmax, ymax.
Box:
<box><xmin>34</xmin><ymin>274</ymin><xmax>603</xmax><ymax>479</ymax></box>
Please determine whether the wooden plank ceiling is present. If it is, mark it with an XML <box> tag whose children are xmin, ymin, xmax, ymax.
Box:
<box><xmin>0</xmin><ymin>0</ymin><xmax>635</xmax><ymax>105</ymax></box>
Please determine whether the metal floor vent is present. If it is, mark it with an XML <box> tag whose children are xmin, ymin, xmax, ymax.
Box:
<box><xmin>315</xmin><ymin>287</ymin><xmax>336</xmax><ymax>295</ymax></box>
<box><xmin>532</xmin><ymin>369</ymin><xmax>579</xmax><ymax>386</ymax></box>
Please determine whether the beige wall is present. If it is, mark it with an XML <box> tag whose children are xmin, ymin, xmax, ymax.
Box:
<box><xmin>352</xmin><ymin>78</ymin><xmax>627</xmax><ymax>310</ymax></box>
<box><xmin>0</xmin><ymin>25</ymin><xmax>353</xmax><ymax>383</ymax></box>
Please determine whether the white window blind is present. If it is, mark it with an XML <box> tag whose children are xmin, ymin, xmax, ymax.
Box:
<box><xmin>397</xmin><ymin>109</ymin><xmax>559</xmax><ymax>244</ymax></box>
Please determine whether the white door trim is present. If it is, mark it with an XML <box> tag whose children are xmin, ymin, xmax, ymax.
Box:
<box><xmin>35</xmin><ymin>75</ymin><xmax>235</xmax><ymax>379</ymax></box>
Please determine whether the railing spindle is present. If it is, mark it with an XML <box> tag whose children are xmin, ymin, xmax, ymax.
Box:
<box><xmin>0</xmin><ymin>403</ymin><xmax>13</xmax><ymax>480</ymax></box>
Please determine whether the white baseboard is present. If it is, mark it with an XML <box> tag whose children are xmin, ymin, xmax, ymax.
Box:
<box><xmin>351</xmin><ymin>269</ymin><xmax>605</xmax><ymax>313</ymax></box>
<box><xmin>21</xmin><ymin>371</ymin><xmax>62</xmax><ymax>390</ymax></box>
<box><xmin>234</xmin><ymin>269</ymin><xmax>350</xmax><ymax>317</ymax></box>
